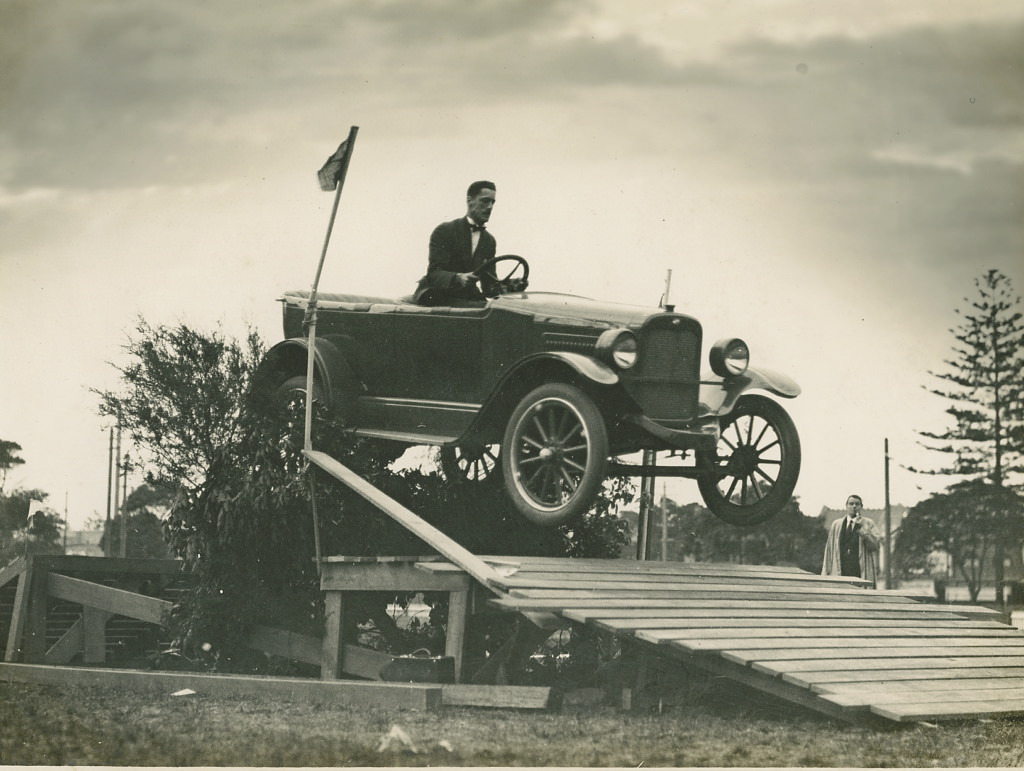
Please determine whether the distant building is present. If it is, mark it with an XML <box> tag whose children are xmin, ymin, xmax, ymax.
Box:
<box><xmin>64</xmin><ymin>529</ymin><xmax>104</xmax><ymax>557</ymax></box>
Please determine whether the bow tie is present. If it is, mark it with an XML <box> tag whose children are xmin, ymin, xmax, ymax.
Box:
<box><xmin>470</xmin><ymin>224</ymin><xmax>485</xmax><ymax>232</ymax></box>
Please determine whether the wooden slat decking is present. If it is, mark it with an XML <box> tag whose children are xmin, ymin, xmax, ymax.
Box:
<box><xmin>418</xmin><ymin>556</ymin><xmax>1024</xmax><ymax>723</ymax></box>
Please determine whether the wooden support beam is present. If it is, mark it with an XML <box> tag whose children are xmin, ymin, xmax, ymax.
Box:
<box><xmin>0</xmin><ymin>556</ymin><xmax>27</xmax><ymax>592</ymax></box>
<box><xmin>47</xmin><ymin>573</ymin><xmax>171</xmax><ymax>625</ymax></box>
<box><xmin>304</xmin><ymin>450</ymin><xmax>503</xmax><ymax>591</ymax></box>
<box><xmin>45</xmin><ymin>618</ymin><xmax>84</xmax><ymax>665</ymax></box>
<box><xmin>83</xmin><ymin>606</ymin><xmax>113</xmax><ymax>664</ymax></box>
<box><xmin>23</xmin><ymin>558</ymin><xmax>49</xmax><ymax>663</ymax></box>
<box><xmin>4</xmin><ymin>569</ymin><xmax>31</xmax><ymax>662</ymax></box>
<box><xmin>320</xmin><ymin>591</ymin><xmax>347</xmax><ymax>680</ymax></box>
<box><xmin>0</xmin><ymin>662</ymin><xmax>442</xmax><ymax>710</ymax></box>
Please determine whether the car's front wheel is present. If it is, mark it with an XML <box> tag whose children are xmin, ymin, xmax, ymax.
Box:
<box><xmin>501</xmin><ymin>383</ymin><xmax>609</xmax><ymax>527</ymax></box>
<box><xmin>697</xmin><ymin>394</ymin><xmax>801</xmax><ymax>526</ymax></box>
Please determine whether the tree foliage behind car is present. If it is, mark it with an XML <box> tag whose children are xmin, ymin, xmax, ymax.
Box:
<box><xmin>95</xmin><ymin>319</ymin><xmax>634</xmax><ymax>672</ymax></box>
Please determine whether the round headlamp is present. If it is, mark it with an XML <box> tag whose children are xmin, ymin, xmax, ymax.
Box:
<box><xmin>709</xmin><ymin>338</ymin><xmax>750</xmax><ymax>377</ymax></box>
<box><xmin>595</xmin><ymin>329</ymin><xmax>638</xmax><ymax>370</ymax></box>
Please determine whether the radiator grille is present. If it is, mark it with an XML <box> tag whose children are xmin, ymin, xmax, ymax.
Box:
<box><xmin>626</xmin><ymin>319</ymin><xmax>701</xmax><ymax>421</ymax></box>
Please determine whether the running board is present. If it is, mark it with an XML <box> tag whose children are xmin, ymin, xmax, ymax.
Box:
<box><xmin>303</xmin><ymin>450</ymin><xmax>503</xmax><ymax>591</ymax></box>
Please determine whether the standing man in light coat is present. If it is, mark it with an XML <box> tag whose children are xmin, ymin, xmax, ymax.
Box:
<box><xmin>822</xmin><ymin>494</ymin><xmax>883</xmax><ymax>588</ymax></box>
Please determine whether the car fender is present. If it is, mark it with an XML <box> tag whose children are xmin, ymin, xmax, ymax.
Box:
<box><xmin>254</xmin><ymin>337</ymin><xmax>361</xmax><ymax>419</ymax></box>
<box><xmin>504</xmin><ymin>351</ymin><xmax>620</xmax><ymax>388</ymax></box>
<box><xmin>468</xmin><ymin>352</ymin><xmax>619</xmax><ymax>439</ymax></box>
<box><xmin>699</xmin><ymin>365</ymin><xmax>801</xmax><ymax>416</ymax></box>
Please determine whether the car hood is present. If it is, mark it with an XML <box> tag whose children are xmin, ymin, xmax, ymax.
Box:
<box><xmin>491</xmin><ymin>291</ymin><xmax>679</xmax><ymax>329</ymax></box>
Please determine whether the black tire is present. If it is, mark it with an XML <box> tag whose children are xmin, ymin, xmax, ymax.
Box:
<box><xmin>500</xmin><ymin>383</ymin><xmax>609</xmax><ymax>527</ymax></box>
<box><xmin>440</xmin><ymin>443</ymin><xmax>502</xmax><ymax>484</ymax></box>
<box><xmin>697</xmin><ymin>394</ymin><xmax>801</xmax><ymax>526</ymax></box>
<box><xmin>274</xmin><ymin>374</ymin><xmax>324</xmax><ymax>450</ymax></box>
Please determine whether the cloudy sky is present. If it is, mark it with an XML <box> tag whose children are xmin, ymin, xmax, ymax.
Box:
<box><xmin>2</xmin><ymin>0</ymin><xmax>1022</xmax><ymax>529</ymax></box>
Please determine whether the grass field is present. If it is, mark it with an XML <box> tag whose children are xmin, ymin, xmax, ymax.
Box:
<box><xmin>2</xmin><ymin>678</ymin><xmax>1023</xmax><ymax>767</ymax></box>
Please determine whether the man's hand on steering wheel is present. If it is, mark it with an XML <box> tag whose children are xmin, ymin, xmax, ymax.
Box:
<box><xmin>473</xmin><ymin>254</ymin><xmax>530</xmax><ymax>297</ymax></box>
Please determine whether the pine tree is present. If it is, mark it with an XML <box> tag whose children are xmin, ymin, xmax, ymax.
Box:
<box><xmin>914</xmin><ymin>269</ymin><xmax>1024</xmax><ymax>601</ymax></box>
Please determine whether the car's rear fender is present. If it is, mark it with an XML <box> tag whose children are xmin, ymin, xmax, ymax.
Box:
<box><xmin>699</xmin><ymin>366</ymin><xmax>801</xmax><ymax>416</ymax></box>
<box><xmin>252</xmin><ymin>337</ymin><xmax>361</xmax><ymax>422</ymax></box>
<box><xmin>468</xmin><ymin>352</ymin><xmax>622</xmax><ymax>441</ymax></box>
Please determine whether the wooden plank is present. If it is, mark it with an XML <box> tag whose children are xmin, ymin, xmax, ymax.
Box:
<box><xmin>441</xmin><ymin>684</ymin><xmax>551</xmax><ymax>709</ymax></box>
<box><xmin>48</xmin><ymin>573</ymin><xmax>171</xmax><ymax>625</ymax></box>
<box><xmin>715</xmin><ymin>645</ymin><xmax>1024</xmax><ymax>666</ymax></box>
<box><xmin>320</xmin><ymin>592</ymin><xmax>346</xmax><ymax>680</ymax></box>
<box><xmin>488</xmin><ymin>566</ymin><xmax>870</xmax><ymax>586</ymax></box>
<box><xmin>478</xmin><ymin>555</ymin><xmax>808</xmax><ymax>574</ymax></box>
<box><xmin>873</xmin><ymin>698</ymin><xmax>1024</xmax><ymax>722</ymax></box>
<box><xmin>784</xmin><ymin>666</ymin><xmax>1024</xmax><ymax>688</ymax></box>
<box><xmin>0</xmin><ymin>662</ymin><xmax>442</xmax><ymax>710</ymax></box>
<box><xmin>319</xmin><ymin>561</ymin><xmax>473</xmax><ymax>592</ymax></box>
<box><xmin>495</xmin><ymin>577</ymin><xmax>882</xmax><ymax>596</ymax></box>
<box><xmin>506</xmin><ymin>587</ymin><xmax>918</xmax><ymax>603</ymax></box>
<box><xmin>4</xmin><ymin>570</ymin><xmax>30</xmax><ymax>662</ymax></box>
<box><xmin>490</xmin><ymin>596</ymin><xmax>981</xmax><ymax>614</ymax></box>
<box><xmin>305</xmin><ymin>450</ymin><xmax>504</xmax><ymax>592</ymax></box>
<box><xmin>566</xmin><ymin>612</ymin><xmax>1004</xmax><ymax>629</ymax></box>
<box><xmin>754</xmin><ymin>655</ymin><xmax>1024</xmax><ymax>675</ymax></box>
<box><xmin>601</xmin><ymin>622</ymin><xmax>1019</xmax><ymax>638</ymax></box>
<box><xmin>823</xmin><ymin>676</ymin><xmax>1024</xmax><ymax>693</ymax></box>
<box><xmin>44</xmin><ymin>618</ymin><xmax>84</xmax><ymax>665</ymax></box>
<box><xmin>446</xmin><ymin>589</ymin><xmax>469</xmax><ymax>683</ymax></box>
<box><xmin>642</xmin><ymin>634</ymin><xmax>1024</xmax><ymax>649</ymax></box>
<box><xmin>83</xmin><ymin>607</ymin><xmax>112</xmax><ymax>664</ymax></box>
<box><xmin>0</xmin><ymin>556</ymin><xmax>27</xmax><ymax>592</ymax></box>
<box><xmin>324</xmin><ymin>555</ymin><xmax>445</xmax><ymax>563</ymax></box>
<box><xmin>22</xmin><ymin>559</ymin><xmax>49</xmax><ymax>663</ymax></box>
<box><xmin>822</xmin><ymin>686</ymin><xmax>1024</xmax><ymax>709</ymax></box>
<box><xmin>561</xmin><ymin>607</ymin><xmax>972</xmax><ymax>622</ymax></box>
<box><xmin>338</xmin><ymin>644</ymin><xmax>393</xmax><ymax>680</ymax></box>
<box><xmin>29</xmin><ymin>555</ymin><xmax>183</xmax><ymax>576</ymax></box>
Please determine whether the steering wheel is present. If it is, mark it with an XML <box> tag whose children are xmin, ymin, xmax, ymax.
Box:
<box><xmin>473</xmin><ymin>254</ymin><xmax>530</xmax><ymax>297</ymax></box>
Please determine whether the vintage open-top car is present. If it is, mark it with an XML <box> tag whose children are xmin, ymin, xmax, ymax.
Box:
<box><xmin>255</xmin><ymin>255</ymin><xmax>801</xmax><ymax>527</ymax></box>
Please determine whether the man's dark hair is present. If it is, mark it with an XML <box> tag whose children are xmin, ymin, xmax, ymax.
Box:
<box><xmin>467</xmin><ymin>180</ymin><xmax>496</xmax><ymax>198</ymax></box>
<box><xmin>847</xmin><ymin>494</ymin><xmax>863</xmax><ymax>505</ymax></box>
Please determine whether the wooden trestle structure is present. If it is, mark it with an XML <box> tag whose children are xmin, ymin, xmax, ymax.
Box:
<box><xmin>3</xmin><ymin>451</ymin><xmax>1023</xmax><ymax>723</ymax></box>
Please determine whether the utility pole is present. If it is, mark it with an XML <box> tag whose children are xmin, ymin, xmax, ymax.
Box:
<box><xmin>660</xmin><ymin>484</ymin><xmax>668</xmax><ymax>561</ymax></box>
<box><xmin>884</xmin><ymin>438</ymin><xmax>892</xmax><ymax>590</ymax></box>
<box><xmin>105</xmin><ymin>427</ymin><xmax>113</xmax><ymax>558</ymax></box>
<box><xmin>119</xmin><ymin>452</ymin><xmax>128</xmax><ymax>558</ymax></box>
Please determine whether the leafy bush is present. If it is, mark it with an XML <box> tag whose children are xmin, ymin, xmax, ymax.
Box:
<box><xmin>96</xmin><ymin>319</ymin><xmax>635</xmax><ymax>675</ymax></box>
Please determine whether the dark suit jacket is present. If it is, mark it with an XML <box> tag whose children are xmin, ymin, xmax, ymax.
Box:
<box><xmin>414</xmin><ymin>217</ymin><xmax>497</xmax><ymax>305</ymax></box>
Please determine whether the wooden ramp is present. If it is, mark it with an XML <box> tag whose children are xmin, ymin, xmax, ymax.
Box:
<box><xmin>306</xmin><ymin>452</ymin><xmax>1024</xmax><ymax>723</ymax></box>
<box><xmin>427</xmin><ymin>555</ymin><xmax>1024</xmax><ymax>724</ymax></box>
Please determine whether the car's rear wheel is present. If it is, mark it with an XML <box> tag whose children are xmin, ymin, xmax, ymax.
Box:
<box><xmin>697</xmin><ymin>394</ymin><xmax>800</xmax><ymax>526</ymax></box>
<box><xmin>501</xmin><ymin>383</ymin><xmax>608</xmax><ymax>527</ymax></box>
<box><xmin>440</xmin><ymin>443</ymin><xmax>502</xmax><ymax>484</ymax></box>
<box><xmin>275</xmin><ymin>374</ymin><xmax>324</xmax><ymax>450</ymax></box>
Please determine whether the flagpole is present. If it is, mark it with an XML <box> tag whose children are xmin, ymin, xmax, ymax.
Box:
<box><xmin>303</xmin><ymin>126</ymin><xmax>359</xmax><ymax>577</ymax></box>
<box><xmin>304</xmin><ymin>125</ymin><xmax>359</xmax><ymax>452</ymax></box>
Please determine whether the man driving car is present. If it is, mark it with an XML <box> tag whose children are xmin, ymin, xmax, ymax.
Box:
<box><xmin>413</xmin><ymin>180</ymin><xmax>499</xmax><ymax>305</ymax></box>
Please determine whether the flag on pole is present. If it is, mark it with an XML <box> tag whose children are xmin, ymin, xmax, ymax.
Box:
<box><xmin>26</xmin><ymin>495</ymin><xmax>45</xmax><ymax>520</ymax></box>
<box><xmin>317</xmin><ymin>138</ymin><xmax>354</xmax><ymax>192</ymax></box>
